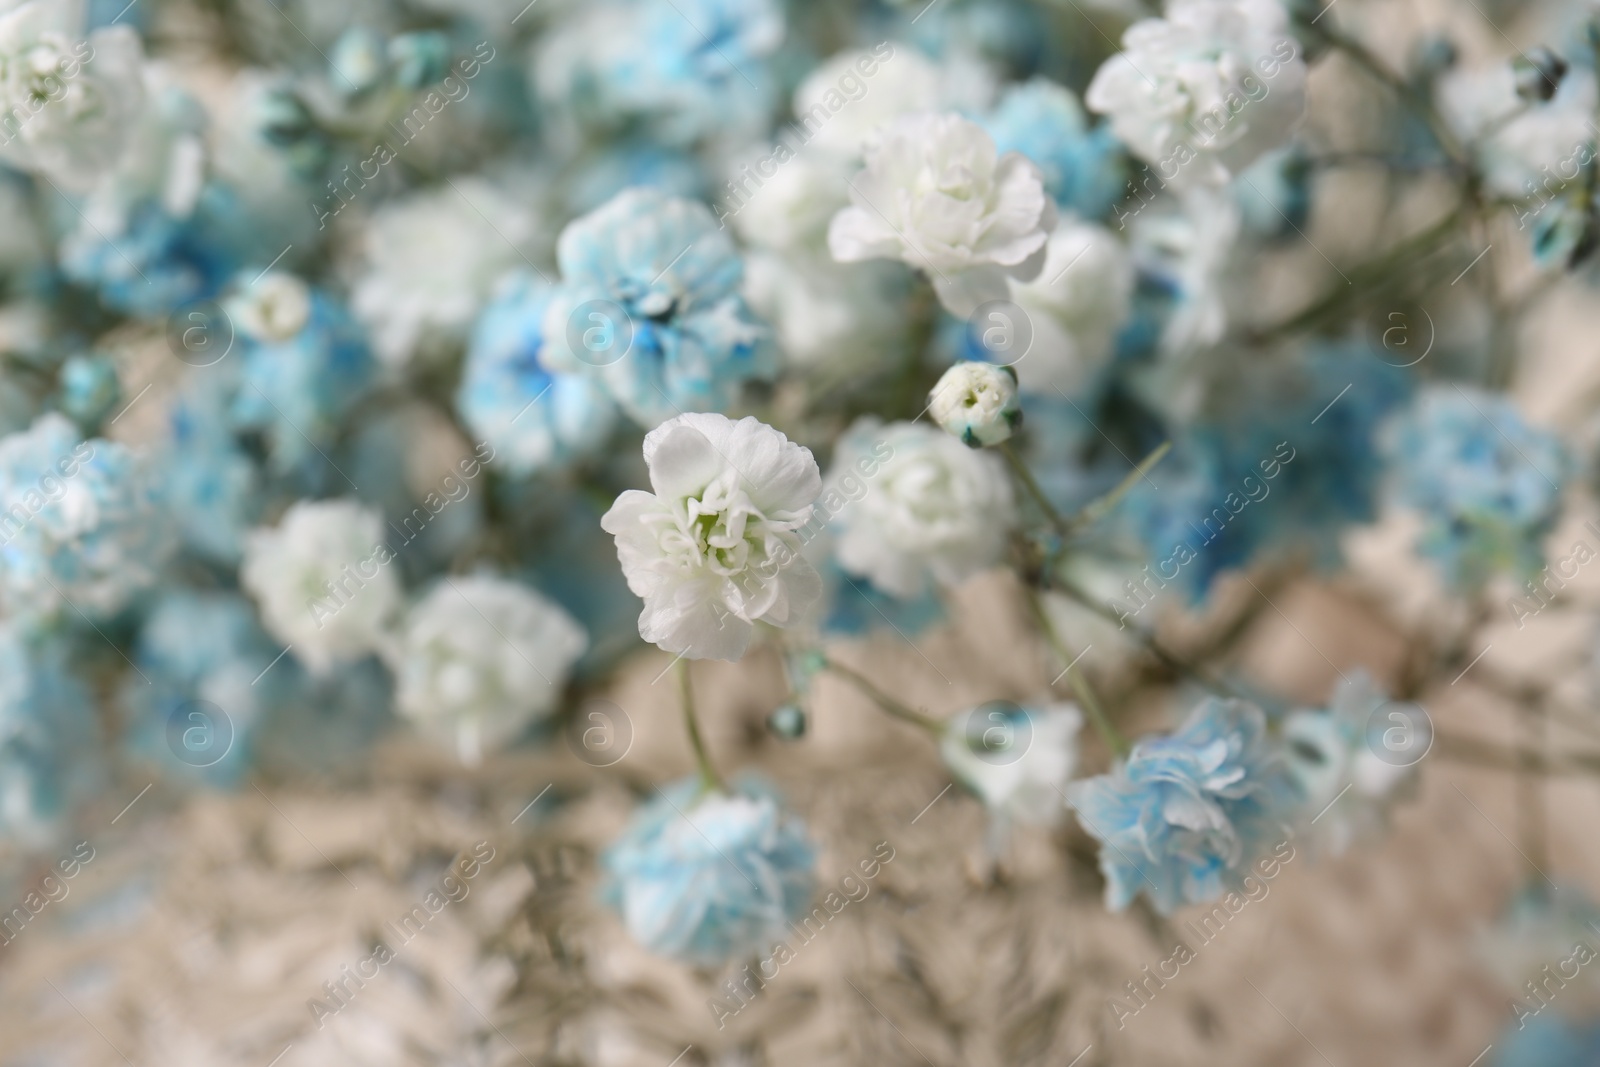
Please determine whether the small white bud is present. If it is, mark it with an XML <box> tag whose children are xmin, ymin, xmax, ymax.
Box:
<box><xmin>928</xmin><ymin>362</ymin><xmax>1021</xmax><ymax>448</ymax></box>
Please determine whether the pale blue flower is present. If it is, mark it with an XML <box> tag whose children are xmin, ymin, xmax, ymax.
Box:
<box><xmin>0</xmin><ymin>414</ymin><xmax>173</xmax><ymax>622</ymax></box>
<box><xmin>0</xmin><ymin>624</ymin><xmax>95</xmax><ymax>842</ymax></box>
<box><xmin>228</xmin><ymin>281</ymin><xmax>376</xmax><ymax>473</ymax></box>
<box><xmin>458</xmin><ymin>271</ymin><xmax>618</xmax><ymax>477</ymax></box>
<box><xmin>543</xmin><ymin>187</ymin><xmax>775</xmax><ymax>427</ymax></box>
<box><xmin>123</xmin><ymin>590</ymin><xmax>280</xmax><ymax>786</ymax></box>
<box><xmin>163</xmin><ymin>378</ymin><xmax>261</xmax><ymax>565</ymax></box>
<box><xmin>600</xmin><ymin>775</ymin><xmax>815</xmax><ymax>965</ymax></box>
<box><xmin>1388</xmin><ymin>384</ymin><xmax>1568</xmax><ymax>590</ymax></box>
<box><xmin>983</xmin><ymin>78</ymin><xmax>1127</xmax><ymax>220</ymax></box>
<box><xmin>57</xmin><ymin>355</ymin><xmax>121</xmax><ymax>428</ymax></box>
<box><xmin>1066</xmin><ymin>698</ymin><xmax>1300</xmax><ymax>914</ymax></box>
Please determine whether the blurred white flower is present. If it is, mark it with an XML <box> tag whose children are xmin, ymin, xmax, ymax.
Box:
<box><xmin>601</xmin><ymin>412</ymin><xmax>822</xmax><ymax>661</ymax></box>
<box><xmin>941</xmin><ymin>702</ymin><xmax>1082</xmax><ymax>826</ymax></box>
<box><xmin>229</xmin><ymin>272</ymin><xmax>312</xmax><ymax>343</ymax></box>
<box><xmin>828</xmin><ymin>112</ymin><xmax>1056</xmax><ymax>316</ymax></box>
<box><xmin>793</xmin><ymin>46</ymin><xmax>995</xmax><ymax>161</ymax></box>
<box><xmin>352</xmin><ymin>178</ymin><xmax>541</xmax><ymax>367</ymax></box>
<box><xmin>1439</xmin><ymin>64</ymin><xmax>1598</xmax><ymax>200</ymax></box>
<box><xmin>1130</xmin><ymin>188</ymin><xmax>1239</xmax><ymax>356</ymax></box>
<box><xmin>1008</xmin><ymin>218</ymin><xmax>1133</xmax><ymax>394</ymax></box>
<box><xmin>1086</xmin><ymin>0</ymin><xmax>1305</xmax><ymax>187</ymax></box>
<box><xmin>727</xmin><ymin>148</ymin><xmax>850</xmax><ymax>253</ymax></box>
<box><xmin>388</xmin><ymin>575</ymin><xmax>587</xmax><ymax>765</ymax></box>
<box><xmin>928</xmin><ymin>361</ymin><xmax>1021</xmax><ymax>447</ymax></box>
<box><xmin>241</xmin><ymin>499</ymin><xmax>400</xmax><ymax>677</ymax></box>
<box><xmin>0</xmin><ymin>0</ymin><xmax>147</xmax><ymax>191</ymax></box>
<box><xmin>829</xmin><ymin>417</ymin><xmax>1015</xmax><ymax>598</ymax></box>
<box><xmin>743</xmin><ymin>250</ymin><xmax>907</xmax><ymax>370</ymax></box>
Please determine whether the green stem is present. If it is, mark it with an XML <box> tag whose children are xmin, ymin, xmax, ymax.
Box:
<box><xmin>1064</xmin><ymin>441</ymin><xmax>1171</xmax><ymax>537</ymax></box>
<box><xmin>820</xmin><ymin>656</ymin><xmax>944</xmax><ymax>735</ymax></box>
<box><xmin>1026</xmin><ymin>587</ymin><xmax>1129</xmax><ymax>758</ymax></box>
<box><xmin>679</xmin><ymin>659</ymin><xmax>725</xmax><ymax>793</ymax></box>
<box><xmin>1000</xmin><ymin>441</ymin><xmax>1070</xmax><ymax>536</ymax></box>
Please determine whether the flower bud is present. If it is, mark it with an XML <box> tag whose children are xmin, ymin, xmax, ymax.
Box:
<box><xmin>1513</xmin><ymin>46</ymin><xmax>1568</xmax><ymax>103</ymax></box>
<box><xmin>928</xmin><ymin>361</ymin><xmax>1021</xmax><ymax>448</ymax></box>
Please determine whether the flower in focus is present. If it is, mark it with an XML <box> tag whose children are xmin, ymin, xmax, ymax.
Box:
<box><xmin>386</xmin><ymin>574</ymin><xmax>587</xmax><ymax>765</ymax></box>
<box><xmin>1085</xmin><ymin>0</ymin><xmax>1306</xmax><ymax>188</ymax></box>
<box><xmin>928</xmin><ymin>361</ymin><xmax>1021</xmax><ymax>447</ymax></box>
<box><xmin>240</xmin><ymin>499</ymin><xmax>400</xmax><ymax>677</ymax></box>
<box><xmin>601</xmin><ymin>412</ymin><xmax>821</xmax><ymax>661</ymax></box>
<box><xmin>0</xmin><ymin>0</ymin><xmax>147</xmax><ymax>191</ymax></box>
<box><xmin>543</xmin><ymin>187</ymin><xmax>775</xmax><ymax>428</ymax></box>
<box><xmin>1006</xmin><ymin>218</ymin><xmax>1134</xmax><ymax>394</ymax></box>
<box><xmin>828</xmin><ymin>417</ymin><xmax>1014</xmax><ymax>599</ymax></box>
<box><xmin>828</xmin><ymin>112</ymin><xmax>1056</xmax><ymax>316</ymax></box>
<box><xmin>940</xmin><ymin>701</ymin><xmax>1082</xmax><ymax>826</ymax></box>
<box><xmin>983</xmin><ymin>78</ymin><xmax>1127</xmax><ymax>220</ymax></box>
<box><xmin>352</xmin><ymin>178</ymin><xmax>543</xmax><ymax>367</ymax></box>
<box><xmin>600</xmin><ymin>775</ymin><xmax>815</xmax><ymax>965</ymax></box>
<box><xmin>1386</xmin><ymin>385</ymin><xmax>1567</xmax><ymax>590</ymax></box>
<box><xmin>457</xmin><ymin>271</ymin><xmax>618</xmax><ymax>477</ymax></box>
<box><xmin>1066</xmin><ymin>697</ymin><xmax>1300</xmax><ymax>914</ymax></box>
<box><xmin>1281</xmin><ymin>671</ymin><xmax>1420</xmax><ymax>856</ymax></box>
<box><xmin>0</xmin><ymin>413</ymin><xmax>172</xmax><ymax>622</ymax></box>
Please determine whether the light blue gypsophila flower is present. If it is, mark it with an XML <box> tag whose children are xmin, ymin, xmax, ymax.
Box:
<box><xmin>0</xmin><ymin>413</ymin><xmax>173</xmax><ymax>621</ymax></box>
<box><xmin>163</xmin><ymin>377</ymin><xmax>261</xmax><ymax>565</ymax></box>
<box><xmin>60</xmin><ymin>197</ymin><xmax>235</xmax><ymax>318</ymax></box>
<box><xmin>538</xmin><ymin>0</ymin><xmax>782</xmax><ymax>147</ymax></box>
<box><xmin>228</xmin><ymin>277</ymin><xmax>376</xmax><ymax>474</ymax></box>
<box><xmin>123</xmin><ymin>590</ymin><xmax>280</xmax><ymax>786</ymax></box>
<box><xmin>1066</xmin><ymin>698</ymin><xmax>1301</xmax><ymax>914</ymax></box>
<box><xmin>0</xmin><ymin>623</ymin><xmax>96</xmax><ymax>843</ymax></box>
<box><xmin>600</xmin><ymin>775</ymin><xmax>815</xmax><ymax>965</ymax></box>
<box><xmin>457</xmin><ymin>271</ymin><xmax>618</xmax><ymax>477</ymax></box>
<box><xmin>1387</xmin><ymin>384</ymin><xmax>1568</xmax><ymax>590</ymax></box>
<box><xmin>983</xmin><ymin>79</ymin><xmax>1127</xmax><ymax>221</ymax></box>
<box><xmin>542</xmin><ymin>187</ymin><xmax>776</xmax><ymax>427</ymax></box>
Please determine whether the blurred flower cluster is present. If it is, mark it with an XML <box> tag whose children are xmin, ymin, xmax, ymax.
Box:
<box><xmin>2</xmin><ymin>0</ymin><xmax>1600</xmax><ymax>1059</ymax></box>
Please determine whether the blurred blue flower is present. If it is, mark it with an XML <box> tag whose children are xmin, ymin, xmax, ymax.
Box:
<box><xmin>163</xmin><ymin>377</ymin><xmax>261</xmax><ymax>565</ymax></box>
<box><xmin>1067</xmin><ymin>698</ymin><xmax>1301</xmax><ymax>914</ymax></box>
<box><xmin>61</xmin><ymin>198</ymin><xmax>234</xmax><ymax>318</ymax></box>
<box><xmin>544</xmin><ymin>187</ymin><xmax>775</xmax><ymax>426</ymax></box>
<box><xmin>983</xmin><ymin>78</ymin><xmax>1127</xmax><ymax>220</ymax></box>
<box><xmin>228</xmin><ymin>277</ymin><xmax>376</xmax><ymax>473</ymax></box>
<box><xmin>123</xmin><ymin>590</ymin><xmax>280</xmax><ymax>786</ymax></box>
<box><xmin>0</xmin><ymin>414</ymin><xmax>173</xmax><ymax>623</ymax></box>
<box><xmin>1388</xmin><ymin>384</ymin><xmax>1567</xmax><ymax>590</ymax></box>
<box><xmin>1233</xmin><ymin>148</ymin><xmax>1314</xmax><ymax>240</ymax></box>
<box><xmin>0</xmin><ymin>624</ymin><xmax>96</xmax><ymax>843</ymax></box>
<box><xmin>458</xmin><ymin>271</ymin><xmax>618</xmax><ymax>477</ymax></box>
<box><xmin>600</xmin><ymin>775</ymin><xmax>815</xmax><ymax>965</ymax></box>
<box><xmin>56</xmin><ymin>354</ymin><xmax>121</xmax><ymax>428</ymax></box>
<box><xmin>1493</xmin><ymin>1015</ymin><xmax>1600</xmax><ymax>1067</ymax></box>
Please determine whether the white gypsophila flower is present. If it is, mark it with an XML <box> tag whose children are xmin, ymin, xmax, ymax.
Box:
<box><xmin>1086</xmin><ymin>0</ymin><xmax>1305</xmax><ymax>188</ymax></box>
<box><xmin>1008</xmin><ymin>218</ymin><xmax>1134</xmax><ymax>394</ymax></box>
<box><xmin>940</xmin><ymin>702</ymin><xmax>1082</xmax><ymax>826</ymax></box>
<box><xmin>601</xmin><ymin>412</ymin><xmax>822</xmax><ymax>661</ymax></box>
<box><xmin>792</xmin><ymin>46</ymin><xmax>996</xmax><ymax>161</ymax></box>
<box><xmin>352</xmin><ymin>178</ymin><xmax>541</xmax><ymax>367</ymax></box>
<box><xmin>1439</xmin><ymin>64</ymin><xmax>1598</xmax><ymax>200</ymax></box>
<box><xmin>1130</xmin><ymin>188</ymin><xmax>1239</xmax><ymax>356</ymax></box>
<box><xmin>229</xmin><ymin>271</ymin><xmax>312</xmax><ymax>343</ymax></box>
<box><xmin>240</xmin><ymin>499</ymin><xmax>400</xmax><ymax>677</ymax></box>
<box><xmin>0</xmin><ymin>0</ymin><xmax>146</xmax><ymax>192</ymax></box>
<box><xmin>828</xmin><ymin>112</ymin><xmax>1056</xmax><ymax>316</ymax></box>
<box><xmin>928</xmin><ymin>361</ymin><xmax>1021</xmax><ymax>447</ymax></box>
<box><xmin>829</xmin><ymin>417</ymin><xmax>1015</xmax><ymax>598</ymax></box>
<box><xmin>388</xmin><ymin>575</ymin><xmax>587</xmax><ymax>765</ymax></box>
<box><xmin>743</xmin><ymin>250</ymin><xmax>907</xmax><ymax>370</ymax></box>
<box><xmin>727</xmin><ymin>147</ymin><xmax>850</xmax><ymax>252</ymax></box>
